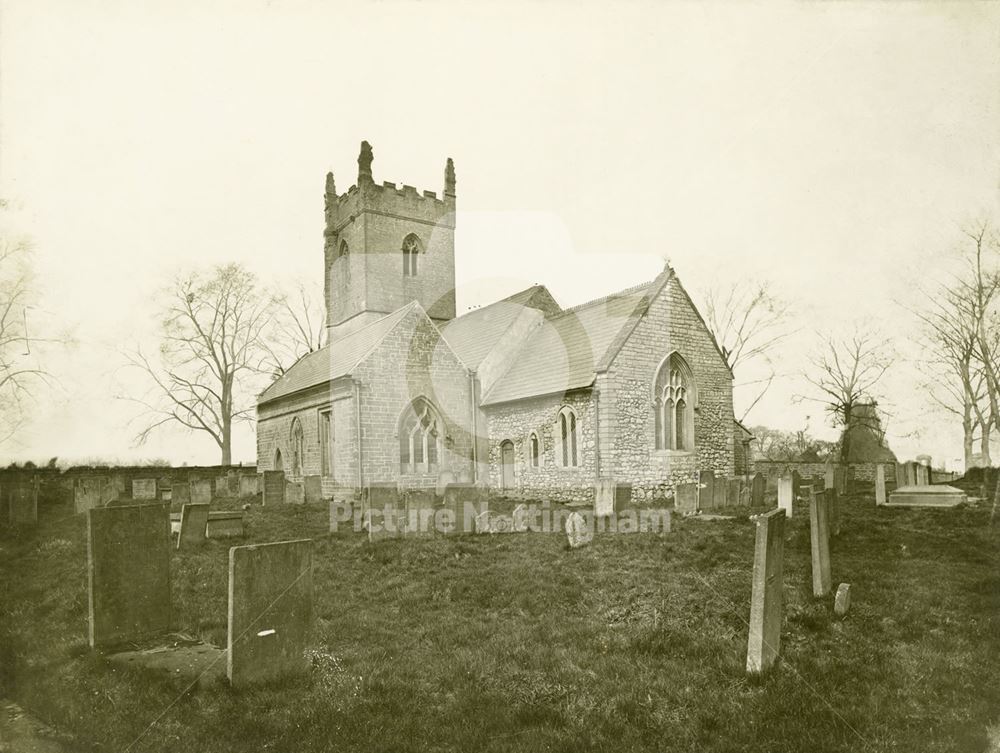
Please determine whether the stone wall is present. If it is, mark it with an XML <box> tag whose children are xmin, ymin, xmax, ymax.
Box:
<box><xmin>484</xmin><ymin>390</ymin><xmax>597</xmax><ymax>503</ymax></box>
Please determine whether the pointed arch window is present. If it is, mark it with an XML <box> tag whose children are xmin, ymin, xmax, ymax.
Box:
<box><xmin>399</xmin><ymin>397</ymin><xmax>443</xmax><ymax>474</ymax></box>
<box><xmin>654</xmin><ymin>353</ymin><xmax>695</xmax><ymax>451</ymax></box>
<box><xmin>290</xmin><ymin>417</ymin><xmax>305</xmax><ymax>477</ymax></box>
<box><xmin>338</xmin><ymin>239</ymin><xmax>350</xmax><ymax>284</ymax></box>
<box><xmin>528</xmin><ymin>431</ymin><xmax>542</xmax><ymax>468</ymax></box>
<box><xmin>557</xmin><ymin>407</ymin><xmax>578</xmax><ymax>467</ymax></box>
<box><xmin>402</xmin><ymin>234</ymin><xmax>422</xmax><ymax>277</ymax></box>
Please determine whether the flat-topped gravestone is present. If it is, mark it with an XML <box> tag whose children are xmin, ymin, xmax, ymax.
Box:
<box><xmin>713</xmin><ymin>475</ymin><xmax>727</xmax><ymax>508</ymax></box>
<box><xmin>177</xmin><ymin>503</ymin><xmax>210</xmax><ymax>549</ymax></box>
<box><xmin>440</xmin><ymin>490</ymin><xmax>485</xmax><ymax>534</ymax></box>
<box><xmin>809</xmin><ymin>493</ymin><xmax>832</xmax><ymax>597</ymax></box>
<box><xmin>746</xmin><ymin>508</ymin><xmax>785</xmax><ymax>675</ymax></box>
<box><xmin>675</xmin><ymin>482</ymin><xmax>698</xmax><ymax>514</ymax></box>
<box><xmin>239</xmin><ymin>474</ymin><xmax>261</xmax><ymax>498</ymax></box>
<box><xmin>87</xmin><ymin>503</ymin><xmax>171</xmax><ymax>649</ymax></box>
<box><xmin>512</xmin><ymin>504</ymin><xmax>529</xmax><ymax>532</ymax></box>
<box><xmin>215</xmin><ymin>477</ymin><xmax>230</xmax><ymax>498</ymax></box>
<box><xmin>777</xmin><ymin>476</ymin><xmax>793</xmax><ymax>518</ymax></box>
<box><xmin>594</xmin><ymin>478</ymin><xmax>615</xmax><ymax>518</ymax></box>
<box><xmin>565</xmin><ymin>511</ymin><xmax>593</xmax><ymax>549</ymax></box>
<box><xmin>727</xmin><ymin>478</ymin><xmax>741</xmax><ymax>507</ymax></box>
<box><xmin>791</xmin><ymin>470</ymin><xmax>802</xmax><ymax>496</ymax></box>
<box><xmin>824</xmin><ymin>465</ymin><xmax>834</xmax><ymax>490</ymax></box>
<box><xmin>262</xmin><ymin>471</ymin><xmax>285</xmax><ymax>505</ymax></box>
<box><xmin>286</xmin><ymin>482</ymin><xmax>305</xmax><ymax>505</ymax></box>
<box><xmin>228</xmin><ymin>539</ymin><xmax>313</xmax><ymax>687</ymax></box>
<box><xmin>698</xmin><ymin>471</ymin><xmax>715</xmax><ymax>510</ymax></box>
<box><xmin>206</xmin><ymin>511</ymin><xmax>245</xmax><ymax>538</ymax></box>
<box><xmin>190</xmin><ymin>478</ymin><xmax>213</xmax><ymax>506</ymax></box>
<box><xmin>751</xmin><ymin>473</ymin><xmax>765</xmax><ymax>506</ymax></box>
<box><xmin>875</xmin><ymin>465</ymin><xmax>886</xmax><ymax>506</ymax></box>
<box><xmin>615</xmin><ymin>482</ymin><xmax>632</xmax><ymax>510</ymax></box>
<box><xmin>227</xmin><ymin>470</ymin><xmax>240</xmax><ymax>495</ymax></box>
<box><xmin>304</xmin><ymin>475</ymin><xmax>322</xmax><ymax>504</ymax></box>
<box><xmin>8</xmin><ymin>484</ymin><xmax>37</xmax><ymax>526</ymax></box>
<box><xmin>132</xmin><ymin>478</ymin><xmax>157</xmax><ymax>500</ymax></box>
<box><xmin>171</xmin><ymin>480</ymin><xmax>191</xmax><ymax>506</ymax></box>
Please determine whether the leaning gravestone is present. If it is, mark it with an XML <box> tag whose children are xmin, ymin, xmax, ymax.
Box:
<box><xmin>698</xmin><ymin>470</ymin><xmax>715</xmax><ymax>510</ymax></box>
<box><xmin>594</xmin><ymin>478</ymin><xmax>615</xmax><ymax>518</ymax></box>
<box><xmin>87</xmin><ymin>503</ymin><xmax>171</xmax><ymax>648</ymax></box>
<box><xmin>190</xmin><ymin>478</ymin><xmax>213</xmax><ymax>506</ymax></box>
<box><xmin>777</xmin><ymin>476</ymin><xmax>793</xmax><ymax>518</ymax></box>
<box><xmin>303</xmin><ymin>475</ymin><xmax>322</xmax><ymax>504</ymax></box>
<box><xmin>206</xmin><ymin>511</ymin><xmax>245</xmax><ymax>538</ymax></box>
<box><xmin>565</xmin><ymin>511</ymin><xmax>593</xmax><ymax>549</ymax></box>
<box><xmin>132</xmin><ymin>478</ymin><xmax>157</xmax><ymax>501</ymax></box>
<box><xmin>262</xmin><ymin>471</ymin><xmax>286</xmax><ymax>506</ymax></box>
<box><xmin>875</xmin><ymin>465</ymin><xmax>886</xmax><ymax>506</ymax></box>
<box><xmin>746</xmin><ymin>508</ymin><xmax>786</xmax><ymax>675</ymax></box>
<box><xmin>675</xmin><ymin>482</ymin><xmax>698</xmax><ymax>514</ymax></box>
<box><xmin>751</xmin><ymin>473</ymin><xmax>766</xmax><ymax>506</ymax></box>
<box><xmin>177</xmin><ymin>503</ymin><xmax>210</xmax><ymax>549</ymax></box>
<box><xmin>834</xmin><ymin>583</ymin><xmax>851</xmax><ymax>617</ymax></box>
<box><xmin>809</xmin><ymin>492</ymin><xmax>832</xmax><ymax>597</ymax></box>
<box><xmin>227</xmin><ymin>539</ymin><xmax>313</xmax><ymax>687</ymax></box>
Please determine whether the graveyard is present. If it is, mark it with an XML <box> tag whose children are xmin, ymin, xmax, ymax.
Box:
<box><xmin>1</xmin><ymin>475</ymin><xmax>998</xmax><ymax>753</ymax></box>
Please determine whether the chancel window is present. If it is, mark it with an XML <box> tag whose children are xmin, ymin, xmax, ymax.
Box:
<box><xmin>529</xmin><ymin>432</ymin><xmax>541</xmax><ymax>468</ymax></box>
<box><xmin>557</xmin><ymin>407</ymin><xmax>578</xmax><ymax>467</ymax></box>
<box><xmin>654</xmin><ymin>353</ymin><xmax>694</xmax><ymax>451</ymax></box>
<box><xmin>399</xmin><ymin>398</ymin><xmax>443</xmax><ymax>474</ymax></box>
<box><xmin>319</xmin><ymin>410</ymin><xmax>333</xmax><ymax>478</ymax></box>
<box><xmin>402</xmin><ymin>234</ymin><xmax>421</xmax><ymax>277</ymax></box>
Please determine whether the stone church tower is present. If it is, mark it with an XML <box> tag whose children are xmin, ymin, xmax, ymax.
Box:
<box><xmin>323</xmin><ymin>141</ymin><xmax>457</xmax><ymax>341</ymax></box>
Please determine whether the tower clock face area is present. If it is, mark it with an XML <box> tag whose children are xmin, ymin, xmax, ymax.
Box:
<box><xmin>324</xmin><ymin>142</ymin><xmax>457</xmax><ymax>341</ymax></box>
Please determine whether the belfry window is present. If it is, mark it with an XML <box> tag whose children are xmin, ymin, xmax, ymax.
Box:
<box><xmin>402</xmin><ymin>234</ymin><xmax>421</xmax><ymax>277</ymax></box>
<box><xmin>399</xmin><ymin>397</ymin><xmax>443</xmax><ymax>473</ymax></box>
<box><xmin>654</xmin><ymin>353</ymin><xmax>695</xmax><ymax>451</ymax></box>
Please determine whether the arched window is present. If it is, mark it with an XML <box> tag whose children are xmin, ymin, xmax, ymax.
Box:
<box><xmin>557</xmin><ymin>407</ymin><xmax>578</xmax><ymax>467</ymax></box>
<box><xmin>402</xmin><ymin>234</ymin><xmax>421</xmax><ymax>277</ymax></box>
<box><xmin>274</xmin><ymin>448</ymin><xmax>284</xmax><ymax>471</ymax></box>
<box><xmin>337</xmin><ymin>239</ymin><xmax>350</xmax><ymax>284</ymax></box>
<box><xmin>399</xmin><ymin>397</ymin><xmax>443</xmax><ymax>474</ymax></box>
<box><xmin>653</xmin><ymin>353</ymin><xmax>695</xmax><ymax>451</ymax></box>
<box><xmin>528</xmin><ymin>431</ymin><xmax>541</xmax><ymax>468</ymax></box>
<box><xmin>290</xmin><ymin>418</ymin><xmax>304</xmax><ymax>477</ymax></box>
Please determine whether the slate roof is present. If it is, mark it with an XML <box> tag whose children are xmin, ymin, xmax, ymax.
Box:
<box><xmin>257</xmin><ymin>304</ymin><xmax>417</xmax><ymax>404</ymax></box>
<box><xmin>480</xmin><ymin>278</ymin><xmax>661</xmax><ymax>406</ymax></box>
<box><xmin>440</xmin><ymin>285</ymin><xmax>559</xmax><ymax>369</ymax></box>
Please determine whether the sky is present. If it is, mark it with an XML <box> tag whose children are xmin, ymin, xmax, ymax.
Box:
<box><xmin>0</xmin><ymin>0</ymin><xmax>998</xmax><ymax>469</ymax></box>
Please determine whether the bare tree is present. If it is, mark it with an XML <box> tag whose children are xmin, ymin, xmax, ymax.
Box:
<box><xmin>802</xmin><ymin>329</ymin><xmax>893</xmax><ymax>467</ymax></box>
<box><xmin>262</xmin><ymin>281</ymin><xmax>327</xmax><ymax>376</ymax></box>
<box><xmin>124</xmin><ymin>264</ymin><xmax>274</xmax><ymax>465</ymax></box>
<box><xmin>0</xmin><ymin>207</ymin><xmax>58</xmax><ymax>444</ymax></box>
<box><xmin>703</xmin><ymin>279</ymin><xmax>792</xmax><ymax>420</ymax></box>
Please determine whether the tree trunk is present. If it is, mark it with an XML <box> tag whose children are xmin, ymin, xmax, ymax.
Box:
<box><xmin>981</xmin><ymin>421</ymin><xmax>992</xmax><ymax>468</ymax></box>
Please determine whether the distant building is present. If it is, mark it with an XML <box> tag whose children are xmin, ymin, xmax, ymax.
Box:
<box><xmin>255</xmin><ymin>142</ymin><xmax>737</xmax><ymax>503</ymax></box>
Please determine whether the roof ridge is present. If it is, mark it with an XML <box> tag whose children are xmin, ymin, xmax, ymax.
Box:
<box><xmin>550</xmin><ymin>279</ymin><xmax>653</xmax><ymax>319</ymax></box>
<box><xmin>328</xmin><ymin>301</ymin><xmax>417</xmax><ymax>348</ymax></box>
<box><xmin>448</xmin><ymin>284</ymin><xmax>548</xmax><ymax>324</ymax></box>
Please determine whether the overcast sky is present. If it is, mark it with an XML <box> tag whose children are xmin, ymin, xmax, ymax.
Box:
<box><xmin>1</xmin><ymin>0</ymin><xmax>998</xmax><ymax>469</ymax></box>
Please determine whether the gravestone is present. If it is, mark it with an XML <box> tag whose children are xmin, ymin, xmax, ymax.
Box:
<box><xmin>440</xmin><ymin>485</ymin><xmax>485</xmax><ymax>534</ymax></box>
<box><xmin>177</xmin><ymin>503</ymin><xmax>210</xmax><ymax>549</ymax></box>
<box><xmin>171</xmin><ymin>479</ymin><xmax>191</xmax><ymax>506</ymax></box>
<box><xmin>895</xmin><ymin>463</ymin><xmax>905</xmax><ymax>489</ymax></box>
<box><xmin>809</xmin><ymin>492</ymin><xmax>832</xmax><ymax>597</ymax></box>
<box><xmin>915</xmin><ymin>464</ymin><xmax>928</xmax><ymax>487</ymax></box>
<box><xmin>824</xmin><ymin>464</ymin><xmax>834</xmax><ymax>490</ymax></box>
<box><xmin>239</xmin><ymin>474</ymin><xmax>261</xmax><ymax>498</ymax></box>
<box><xmin>727</xmin><ymin>478</ymin><xmax>741</xmax><ymax>507</ymax></box>
<box><xmin>512</xmin><ymin>504</ymin><xmax>529</xmax><ymax>532</ymax></box>
<box><xmin>751</xmin><ymin>473</ymin><xmax>766</xmax><ymax>506</ymax></box>
<box><xmin>404</xmin><ymin>491</ymin><xmax>436</xmax><ymax>536</ymax></box>
<box><xmin>262</xmin><ymin>471</ymin><xmax>285</xmax><ymax>505</ymax></box>
<box><xmin>286</xmin><ymin>482</ymin><xmax>305</xmax><ymax>505</ymax></box>
<box><xmin>190</xmin><ymin>478</ymin><xmax>213</xmax><ymax>506</ymax></box>
<box><xmin>303</xmin><ymin>475</ymin><xmax>322</xmax><ymax>504</ymax></box>
<box><xmin>614</xmin><ymin>482</ymin><xmax>632</xmax><ymax>510</ymax></box>
<box><xmin>206</xmin><ymin>511</ymin><xmax>245</xmax><ymax>538</ymax></box>
<box><xmin>834</xmin><ymin>467</ymin><xmax>847</xmax><ymax>495</ymax></box>
<box><xmin>565</xmin><ymin>511</ymin><xmax>593</xmax><ymax>549</ymax></box>
<box><xmin>827</xmin><ymin>488</ymin><xmax>841</xmax><ymax>536</ymax></box>
<box><xmin>791</xmin><ymin>470</ymin><xmax>802</xmax><ymax>496</ymax></box>
<box><xmin>474</xmin><ymin>510</ymin><xmax>490</xmax><ymax>534</ymax></box>
<box><xmin>228</xmin><ymin>539</ymin><xmax>313</xmax><ymax>687</ymax></box>
<box><xmin>777</xmin><ymin>476</ymin><xmax>793</xmax><ymax>518</ymax></box>
<box><xmin>674</xmin><ymin>482</ymin><xmax>698</xmax><ymax>514</ymax></box>
<box><xmin>746</xmin><ymin>508</ymin><xmax>785</xmax><ymax>675</ymax></box>
<box><xmin>698</xmin><ymin>470</ymin><xmax>715</xmax><ymax>510</ymax></box>
<box><xmin>132</xmin><ymin>478</ymin><xmax>157</xmax><ymax>501</ymax></box>
<box><xmin>875</xmin><ymin>465</ymin><xmax>886</xmax><ymax>506</ymax></box>
<box><xmin>8</xmin><ymin>483</ymin><xmax>37</xmax><ymax>526</ymax></box>
<box><xmin>594</xmin><ymin>478</ymin><xmax>615</xmax><ymax>518</ymax></box>
<box><xmin>75</xmin><ymin>477</ymin><xmax>105</xmax><ymax>514</ymax></box>
<box><xmin>227</xmin><ymin>470</ymin><xmax>240</xmax><ymax>496</ymax></box>
<box><xmin>87</xmin><ymin>503</ymin><xmax>171</xmax><ymax>648</ymax></box>
<box><xmin>435</xmin><ymin>470</ymin><xmax>455</xmax><ymax>498</ymax></box>
<box><xmin>215</xmin><ymin>476</ymin><xmax>230</xmax><ymax>498</ymax></box>
<box><xmin>834</xmin><ymin>583</ymin><xmax>851</xmax><ymax>617</ymax></box>
<box><xmin>712</xmin><ymin>475</ymin><xmax>727</xmax><ymax>508</ymax></box>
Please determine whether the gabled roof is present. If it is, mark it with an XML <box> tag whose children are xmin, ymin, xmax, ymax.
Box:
<box><xmin>480</xmin><ymin>276</ymin><xmax>663</xmax><ymax>406</ymax></box>
<box><xmin>440</xmin><ymin>285</ymin><xmax>561</xmax><ymax>369</ymax></box>
<box><xmin>258</xmin><ymin>303</ymin><xmax>417</xmax><ymax>405</ymax></box>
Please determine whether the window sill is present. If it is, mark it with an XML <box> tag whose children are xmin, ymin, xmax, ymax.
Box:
<box><xmin>652</xmin><ymin>450</ymin><xmax>697</xmax><ymax>458</ymax></box>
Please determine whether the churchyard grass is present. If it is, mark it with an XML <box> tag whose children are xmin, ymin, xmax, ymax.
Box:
<box><xmin>1</xmin><ymin>487</ymin><xmax>998</xmax><ymax>752</ymax></box>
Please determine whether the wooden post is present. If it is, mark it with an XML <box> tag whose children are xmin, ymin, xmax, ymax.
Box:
<box><xmin>810</xmin><ymin>492</ymin><xmax>832</xmax><ymax>597</ymax></box>
<box><xmin>747</xmin><ymin>508</ymin><xmax>786</xmax><ymax>675</ymax></box>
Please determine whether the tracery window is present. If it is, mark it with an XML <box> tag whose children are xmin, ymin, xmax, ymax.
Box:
<box><xmin>399</xmin><ymin>398</ymin><xmax>443</xmax><ymax>473</ymax></box>
<box><xmin>654</xmin><ymin>353</ymin><xmax>694</xmax><ymax>451</ymax></box>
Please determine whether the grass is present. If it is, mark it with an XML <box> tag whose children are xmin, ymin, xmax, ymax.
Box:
<box><xmin>1</xmin><ymin>485</ymin><xmax>998</xmax><ymax>752</ymax></box>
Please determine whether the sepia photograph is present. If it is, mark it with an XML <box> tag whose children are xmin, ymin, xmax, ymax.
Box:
<box><xmin>0</xmin><ymin>1</ymin><xmax>998</xmax><ymax>751</ymax></box>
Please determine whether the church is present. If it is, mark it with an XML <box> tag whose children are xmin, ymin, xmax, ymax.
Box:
<box><xmin>256</xmin><ymin>142</ymin><xmax>736</xmax><ymax>504</ymax></box>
